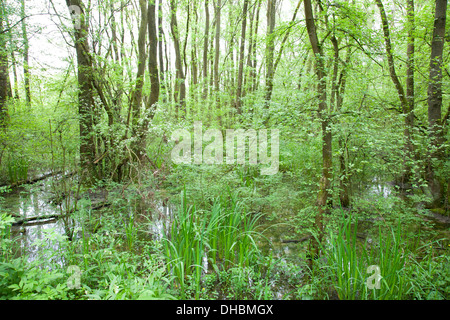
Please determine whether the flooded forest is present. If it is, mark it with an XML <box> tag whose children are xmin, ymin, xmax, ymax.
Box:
<box><xmin>0</xmin><ymin>0</ymin><xmax>449</xmax><ymax>301</ymax></box>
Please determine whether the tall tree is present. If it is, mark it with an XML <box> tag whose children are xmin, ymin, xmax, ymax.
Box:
<box><xmin>130</xmin><ymin>0</ymin><xmax>148</xmax><ymax>138</ymax></box>
<box><xmin>244</xmin><ymin>0</ymin><xmax>256</xmax><ymax>98</ymax></box>
<box><xmin>235</xmin><ymin>0</ymin><xmax>249</xmax><ymax>114</ymax></box>
<box><xmin>4</xmin><ymin>15</ymin><xmax>19</xmax><ymax>100</ymax></box>
<box><xmin>214</xmin><ymin>0</ymin><xmax>221</xmax><ymax>115</ymax></box>
<box><xmin>375</xmin><ymin>0</ymin><xmax>414</xmax><ymax>188</ymax></box>
<box><xmin>202</xmin><ymin>0</ymin><xmax>210</xmax><ymax>100</ymax></box>
<box><xmin>406</xmin><ymin>0</ymin><xmax>415</xmax><ymax>132</ymax></box>
<box><xmin>158</xmin><ymin>0</ymin><xmax>167</xmax><ymax>102</ymax></box>
<box><xmin>0</xmin><ymin>0</ymin><xmax>10</xmax><ymax>126</ymax></box>
<box><xmin>251</xmin><ymin>0</ymin><xmax>261</xmax><ymax>92</ymax></box>
<box><xmin>20</xmin><ymin>0</ymin><xmax>30</xmax><ymax>107</ymax></box>
<box><xmin>148</xmin><ymin>0</ymin><xmax>159</xmax><ymax>118</ymax></box>
<box><xmin>170</xmin><ymin>0</ymin><xmax>186</xmax><ymax>117</ymax></box>
<box><xmin>190</xmin><ymin>0</ymin><xmax>199</xmax><ymax>89</ymax></box>
<box><xmin>426</xmin><ymin>0</ymin><xmax>447</xmax><ymax>207</ymax></box>
<box><xmin>264</xmin><ymin>0</ymin><xmax>276</xmax><ymax>107</ymax></box>
<box><xmin>303</xmin><ymin>0</ymin><xmax>332</xmax><ymax>263</ymax></box>
<box><xmin>130</xmin><ymin>0</ymin><xmax>159</xmax><ymax>160</ymax></box>
<box><xmin>109</xmin><ymin>0</ymin><xmax>123</xmax><ymax>113</ymax></box>
<box><xmin>65</xmin><ymin>0</ymin><xmax>96</xmax><ymax>176</ymax></box>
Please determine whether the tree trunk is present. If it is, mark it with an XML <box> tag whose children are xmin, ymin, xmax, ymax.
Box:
<box><xmin>191</xmin><ymin>0</ymin><xmax>199</xmax><ymax>89</ymax></box>
<box><xmin>304</xmin><ymin>0</ymin><xmax>332</xmax><ymax>264</ymax></box>
<box><xmin>337</xmin><ymin>46</ymin><xmax>351</xmax><ymax>208</ymax></box>
<box><xmin>170</xmin><ymin>0</ymin><xmax>186</xmax><ymax>117</ymax></box>
<box><xmin>405</xmin><ymin>0</ymin><xmax>415</xmax><ymax>186</ymax></box>
<box><xmin>109</xmin><ymin>0</ymin><xmax>123</xmax><ymax>114</ymax></box>
<box><xmin>264</xmin><ymin>0</ymin><xmax>276</xmax><ymax>107</ymax></box>
<box><xmin>4</xmin><ymin>16</ymin><xmax>19</xmax><ymax>101</ymax></box>
<box><xmin>158</xmin><ymin>0</ymin><xmax>166</xmax><ymax>102</ymax></box>
<box><xmin>148</xmin><ymin>0</ymin><xmax>160</xmax><ymax>119</ymax></box>
<box><xmin>21</xmin><ymin>0</ymin><xmax>31</xmax><ymax>107</ymax></box>
<box><xmin>202</xmin><ymin>0</ymin><xmax>210</xmax><ymax>101</ymax></box>
<box><xmin>0</xmin><ymin>2</ymin><xmax>10</xmax><ymax>126</ymax></box>
<box><xmin>130</xmin><ymin>0</ymin><xmax>148</xmax><ymax>127</ymax></box>
<box><xmin>426</xmin><ymin>0</ymin><xmax>447</xmax><ymax>207</ymax></box>
<box><xmin>214</xmin><ymin>0</ymin><xmax>221</xmax><ymax>120</ymax></box>
<box><xmin>235</xmin><ymin>0</ymin><xmax>249</xmax><ymax>114</ymax></box>
<box><xmin>251</xmin><ymin>0</ymin><xmax>261</xmax><ymax>93</ymax></box>
<box><xmin>66</xmin><ymin>0</ymin><xmax>97</xmax><ymax>177</ymax></box>
<box><xmin>244</xmin><ymin>0</ymin><xmax>256</xmax><ymax>98</ymax></box>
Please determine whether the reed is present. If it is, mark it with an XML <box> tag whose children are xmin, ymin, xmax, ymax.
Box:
<box><xmin>124</xmin><ymin>214</ymin><xmax>137</xmax><ymax>252</ymax></box>
<box><xmin>326</xmin><ymin>214</ymin><xmax>364</xmax><ymax>300</ymax></box>
<box><xmin>162</xmin><ymin>190</ymin><xmax>262</xmax><ymax>298</ymax></box>
<box><xmin>363</xmin><ymin>221</ymin><xmax>412</xmax><ymax>300</ymax></box>
<box><xmin>163</xmin><ymin>189</ymin><xmax>206</xmax><ymax>298</ymax></box>
<box><xmin>208</xmin><ymin>193</ymin><xmax>262</xmax><ymax>269</ymax></box>
<box><xmin>326</xmin><ymin>212</ymin><xmax>413</xmax><ymax>300</ymax></box>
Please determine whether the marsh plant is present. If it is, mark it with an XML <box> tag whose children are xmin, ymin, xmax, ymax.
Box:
<box><xmin>162</xmin><ymin>190</ymin><xmax>263</xmax><ymax>298</ymax></box>
<box><xmin>325</xmin><ymin>213</ymin><xmax>415</xmax><ymax>300</ymax></box>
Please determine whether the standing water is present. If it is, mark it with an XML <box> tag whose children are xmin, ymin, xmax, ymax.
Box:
<box><xmin>1</xmin><ymin>182</ymin><xmax>71</xmax><ymax>263</ymax></box>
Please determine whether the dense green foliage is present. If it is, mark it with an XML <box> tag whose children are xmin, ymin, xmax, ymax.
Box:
<box><xmin>0</xmin><ymin>0</ymin><xmax>449</xmax><ymax>300</ymax></box>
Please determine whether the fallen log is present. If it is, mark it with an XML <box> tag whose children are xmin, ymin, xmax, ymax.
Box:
<box><xmin>12</xmin><ymin>214</ymin><xmax>64</xmax><ymax>226</ymax></box>
<box><xmin>11</xmin><ymin>202</ymin><xmax>111</xmax><ymax>227</ymax></box>
<box><xmin>0</xmin><ymin>170</ymin><xmax>64</xmax><ymax>189</ymax></box>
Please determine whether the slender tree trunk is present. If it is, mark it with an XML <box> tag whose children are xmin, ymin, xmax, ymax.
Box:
<box><xmin>21</xmin><ymin>0</ymin><xmax>31</xmax><ymax>107</ymax></box>
<box><xmin>183</xmin><ymin>0</ymin><xmax>190</xmax><ymax>80</ymax></box>
<box><xmin>337</xmin><ymin>47</ymin><xmax>351</xmax><ymax>208</ymax></box>
<box><xmin>330</xmin><ymin>36</ymin><xmax>339</xmax><ymax>112</ymax></box>
<box><xmin>235</xmin><ymin>0</ymin><xmax>249</xmax><ymax>114</ymax></box>
<box><xmin>157</xmin><ymin>0</ymin><xmax>167</xmax><ymax>103</ymax></box>
<box><xmin>251</xmin><ymin>0</ymin><xmax>261</xmax><ymax>92</ymax></box>
<box><xmin>202</xmin><ymin>0</ymin><xmax>210</xmax><ymax>101</ymax></box>
<box><xmin>404</xmin><ymin>0</ymin><xmax>415</xmax><ymax>186</ymax></box>
<box><xmin>214</xmin><ymin>0</ymin><xmax>221</xmax><ymax>119</ymax></box>
<box><xmin>191</xmin><ymin>0</ymin><xmax>199</xmax><ymax>88</ymax></box>
<box><xmin>244</xmin><ymin>0</ymin><xmax>256</xmax><ymax>98</ymax></box>
<box><xmin>375</xmin><ymin>0</ymin><xmax>408</xmax><ymax>110</ymax></box>
<box><xmin>297</xmin><ymin>50</ymin><xmax>309</xmax><ymax>90</ymax></box>
<box><xmin>11</xmin><ymin>51</ymin><xmax>19</xmax><ymax>100</ymax></box>
<box><xmin>264</xmin><ymin>0</ymin><xmax>276</xmax><ymax>107</ymax></box>
<box><xmin>169</xmin><ymin>0</ymin><xmax>186</xmax><ymax>118</ymax></box>
<box><xmin>225</xmin><ymin>8</ymin><xmax>236</xmax><ymax>110</ymax></box>
<box><xmin>426</xmin><ymin>0</ymin><xmax>447</xmax><ymax>207</ymax></box>
<box><xmin>406</xmin><ymin>0</ymin><xmax>415</xmax><ymax>126</ymax></box>
<box><xmin>4</xmin><ymin>16</ymin><xmax>19</xmax><ymax>100</ymax></box>
<box><xmin>109</xmin><ymin>0</ymin><xmax>123</xmax><ymax>114</ymax></box>
<box><xmin>209</xmin><ymin>17</ymin><xmax>215</xmax><ymax>91</ymax></box>
<box><xmin>0</xmin><ymin>1</ymin><xmax>10</xmax><ymax>126</ymax></box>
